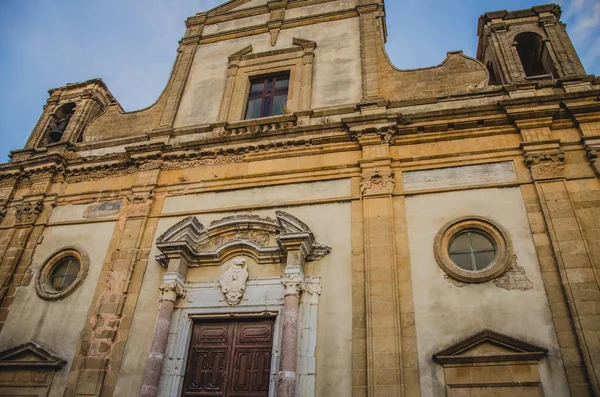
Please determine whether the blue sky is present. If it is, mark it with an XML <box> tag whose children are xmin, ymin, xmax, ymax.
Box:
<box><xmin>0</xmin><ymin>0</ymin><xmax>598</xmax><ymax>160</ymax></box>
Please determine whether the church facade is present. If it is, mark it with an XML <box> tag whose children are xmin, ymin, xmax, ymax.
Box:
<box><xmin>0</xmin><ymin>1</ymin><xmax>599</xmax><ymax>396</ymax></box>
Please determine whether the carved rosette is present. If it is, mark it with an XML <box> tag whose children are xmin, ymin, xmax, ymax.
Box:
<box><xmin>281</xmin><ymin>274</ymin><xmax>305</xmax><ymax>296</ymax></box>
<box><xmin>360</xmin><ymin>170</ymin><xmax>395</xmax><ymax>196</ymax></box>
<box><xmin>525</xmin><ymin>150</ymin><xmax>565</xmax><ymax>180</ymax></box>
<box><xmin>219</xmin><ymin>257</ymin><xmax>249</xmax><ymax>306</ymax></box>
<box><xmin>159</xmin><ymin>281</ymin><xmax>186</xmax><ymax>303</ymax></box>
<box><xmin>15</xmin><ymin>200</ymin><xmax>44</xmax><ymax>224</ymax></box>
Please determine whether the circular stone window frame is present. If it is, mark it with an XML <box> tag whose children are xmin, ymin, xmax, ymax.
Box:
<box><xmin>35</xmin><ymin>247</ymin><xmax>89</xmax><ymax>301</ymax></box>
<box><xmin>434</xmin><ymin>216</ymin><xmax>513</xmax><ymax>283</ymax></box>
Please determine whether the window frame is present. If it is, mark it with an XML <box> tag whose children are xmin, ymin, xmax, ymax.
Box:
<box><xmin>244</xmin><ymin>73</ymin><xmax>290</xmax><ymax>120</ymax></box>
<box><xmin>36</xmin><ymin>247</ymin><xmax>89</xmax><ymax>301</ymax></box>
<box><xmin>434</xmin><ymin>216</ymin><xmax>513</xmax><ymax>283</ymax></box>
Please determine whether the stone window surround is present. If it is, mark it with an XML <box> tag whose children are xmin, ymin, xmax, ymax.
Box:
<box><xmin>35</xmin><ymin>247</ymin><xmax>89</xmax><ymax>301</ymax></box>
<box><xmin>157</xmin><ymin>277</ymin><xmax>321</xmax><ymax>397</ymax></box>
<box><xmin>218</xmin><ymin>38</ymin><xmax>316</xmax><ymax>123</ymax></box>
<box><xmin>434</xmin><ymin>216</ymin><xmax>513</xmax><ymax>283</ymax></box>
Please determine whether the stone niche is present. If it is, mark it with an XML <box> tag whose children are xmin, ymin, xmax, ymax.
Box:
<box><xmin>0</xmin><ymin>342</ymin><xmax>65</xmax><ymax>397</ymax></box>
<box><xmin>433</xmin><ymin>330</ymin><xmax>548</xmax><ymax>397</ymax></box>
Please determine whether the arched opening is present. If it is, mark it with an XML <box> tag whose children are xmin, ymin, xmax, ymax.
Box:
<box><xmin>515</xmin><ymin>32</ymin><xmax>555</xmax><ymax>80</ymax></box>
<box><xmin>486</xmin><ymin>61</ymin><xmax>499</xmax><ymax>85</ymax></box>
<box><xmin>42</xmin><ymin>102</ymin><xmax>76</xmax><ymax>145</ymax></box>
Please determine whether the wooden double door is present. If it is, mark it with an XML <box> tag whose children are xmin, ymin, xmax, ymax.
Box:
<box><xmin>182</xmin><ymin>317</ymin><xmax>275</xmax><ymax>397</ymax></box>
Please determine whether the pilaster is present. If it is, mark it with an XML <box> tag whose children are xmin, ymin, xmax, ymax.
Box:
<box><xmin>358</xmin><ymin>134</ymin><xmax>403</xmax><ymax>397</ymax></box>
<box><xmin>508</xmin><ymin>103</ymin><xmax>600</xmax><ymax>396</ymax></box>
<box><xmin>357</xmin><ymin>3</ymin><xmax>384</xmax><ymax>100</ymax></box>
<box><xmin>65</xmin><ymin>171</ymin><xmax>164</xmax><ymax>397</ymax></box>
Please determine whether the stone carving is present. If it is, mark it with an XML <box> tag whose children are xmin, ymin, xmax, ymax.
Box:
<box><xmin>493</xmin><ymin>255</ymin><xmax>534</xmax><ymax>291</ymax></box>
<box><xmin>360</xmin><ymin>170</ymin><xmax>395</xmax><ymax>196</ymax></box>
<box><xmin>586</xmin><ymin>146</ymin><xmax>600</xmax><ymax>177</ymax></box>
<box><xmin>219</xmin><ymin>257</ymin><xmax>249</xmax><ymax>306</ymax></box>
<box><xmin>159</xmin><ymin>281</ymin><xmax>186</xmax><ymax>302</ymax></box>
<box><xmin>525</xmin><ymin>150</ymin><xmax>565</xmax><ymax>180</ymax></box>
<box><xmin>0</xmin><ymin>207</ymin><xmax>6</xmax><ymax>224</ymax></box>
<box><xmin>127</xmin><ymin>191</ymin><xmax>154</xmax><ymax>203</ymax></box>
<box><xmin>281</xmin><ymin>273</ymin><xmax>305</xmax><ymax>295</ymax></box>
<box><xmin>15</xmin><ymin>200</ymin><xmax>44</xmax><ymax>224</ymax></box>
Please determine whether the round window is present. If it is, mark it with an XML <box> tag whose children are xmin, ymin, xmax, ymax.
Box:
<box><xmin>434</xmin><ymin>217</ymin><xmax>512</xmax><ymax>283</ymax></box>
<box><xmin>448</xmin><ymin>230</ymin><xmax>496</xmax><ymax>271</ymax></box>
<box><xmin>36</xmin><ymin>248</ymin><xmax>89</xmax><ymax>300</ymax></box>
<box><xmin>49</xmin><ymin>256</ymin><xmax>81</xmax><ymax>291</ymax></box>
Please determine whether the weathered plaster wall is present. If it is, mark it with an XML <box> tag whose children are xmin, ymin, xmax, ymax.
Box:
<box><xmin>175</xmin><ymin>17</ymin><xmax>361</xmax><ymax>127</ymax></box>
<box><xmin>405</xmin><ymin>186</ymin><xmax>570</xmax><ymax>397</ymax></box>
<box><xmin>0</xmin><ymin>221</ymin><xmax>116</xmax><ymax>397</ymax></box>
<box><xmin>116</xmin><ymin>181</ymin><xmax>352</xmax><ymax>396</ymax></box>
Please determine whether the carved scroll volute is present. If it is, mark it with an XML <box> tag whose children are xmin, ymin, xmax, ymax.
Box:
<box><xmin>219</xmin><ymin>257</ymin><xmax>249</xmax><ymax>306</ymax></box>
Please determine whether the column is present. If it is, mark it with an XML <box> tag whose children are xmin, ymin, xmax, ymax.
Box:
<box><xmin>140</xmin><ymin>277</ymin><xmax>185</xmax><ymax>397</ymax></box>
<box><xmin>278</xmin><ymin>273</ymin><xmax>303</xmax><ymax>397</ymax></box>
<box><xmin>277</xmin><ymin>234</ymin><xmax>310</xmax><ymax>397</ymax></box>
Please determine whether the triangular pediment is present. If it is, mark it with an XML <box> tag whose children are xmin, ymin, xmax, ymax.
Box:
<box><xmin>0</xmin><ymin>342</ymin><xmax>65</xmax><ymax>370</ymax></box>
<box><xmin>433</xmin><ymin>330</ymin><xmax>547</xmax><ymax>365</ymax></box>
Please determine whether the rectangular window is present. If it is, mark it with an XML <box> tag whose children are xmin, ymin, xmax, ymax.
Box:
<box><xmin>245</xmin><ymin>73</ymin><xmax>289</xmax><ymax>119</ymax></box>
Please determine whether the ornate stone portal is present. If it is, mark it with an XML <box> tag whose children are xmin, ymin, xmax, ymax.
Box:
<box><xmin>141</xmin><ymin>211</ymin><xmax>331</xmax><ymax>397</ymax></box>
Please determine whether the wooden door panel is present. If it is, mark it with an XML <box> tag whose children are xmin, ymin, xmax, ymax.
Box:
<box><xmin>183</xmin><ymin>318</ymin><xmax>274</xmax><ymax>397</ymax></box>
<box><xmin>229</xmin><ymin>349</ymin><xmax>272</xmax><ymax>396</ymax></box>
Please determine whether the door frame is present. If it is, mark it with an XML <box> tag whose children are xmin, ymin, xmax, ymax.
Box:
<box><xmin>157</xmin><ymin>276</ymin><xmax>321</xmax><ymax>397</ymax></box>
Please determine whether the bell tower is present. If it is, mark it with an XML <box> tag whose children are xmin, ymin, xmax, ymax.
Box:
<box><xmin>23</xmin><ymin>78</ymin><xmax>117</xmax><ymax>150</ymax></box>
<box><xmin>476</xmin><ymin>4</ymin><xmax>586</xmax><ymax>85</ymax></box>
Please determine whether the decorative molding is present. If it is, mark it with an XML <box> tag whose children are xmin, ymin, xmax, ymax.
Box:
<box><xmin>15</xmin><ymin>200</ymin><xmax>44</xmax><ymax>224</ymax></box>
<box><xmin>156</xmin><ymin>211</ymin><xmax>331</xmax><ymax>267</ymax></box>
<box><xmin>219</xmin><ymin>257</ymin><xmax>249</xmax><ymax>305</ymax></box>
<box><xmin>360</xmin><ymin>169</ymin><xmax>395</xmax><ymax>196</ymax></box>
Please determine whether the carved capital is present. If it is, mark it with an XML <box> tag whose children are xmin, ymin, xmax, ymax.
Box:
<box><xmin>159</xmin><ymin>281</ymin><xmax>185</xmax><ymax>303</ymax></box>
<box><xmin>360</xmin><ymin>170</ymin><xmax>395</xmax><ymax>196</ymax></box>
<box><xmin>525</xmin><ymin>150</ymin><xmax>565</xmax><ymax>180</ymax></box>
<box><xmin>15</xmin><ymin>200</ymin><xmax>44</xmax><ymax>224</ymax></box>
<box><xmin>586</xmin><ymin>146</ymin><xmax>600</xmax><ymax>177</ymax></box>
<box><xmin>219</xmin><ymin>257</ymin><xmax>249</xmax><ymax>306</ymax></box>
<box><xmin>281</xmin><ymin>274</ymin><xmax>304</xmax><ymax>296</ymax></box>
<box><xmin>126</xmin><ymin>190</ymin><xmax>154</xmax><ymax>204</ymax></box>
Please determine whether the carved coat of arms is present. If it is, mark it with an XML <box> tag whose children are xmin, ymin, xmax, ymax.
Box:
<box><xmin>219</xmin><ymin>257</ymin><xmax>249</xmax><ymax>306</ymax></box>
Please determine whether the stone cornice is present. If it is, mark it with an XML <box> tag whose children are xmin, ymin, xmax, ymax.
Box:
<box><xmin>2</xmin><ymin>88</ymin><xmax>599</xmax><ymax>183</ymax></box>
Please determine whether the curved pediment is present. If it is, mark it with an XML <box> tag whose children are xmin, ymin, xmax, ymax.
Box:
<box><xmin>156</xmin><ymin>211</ymin><xmax>331</xmax><ymax>267</ymax></box>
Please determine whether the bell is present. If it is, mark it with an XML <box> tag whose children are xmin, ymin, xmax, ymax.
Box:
<box><xmin>48</xmin><ymin>129</ymin><xmax>63</xmax><ymax>143</ymax></box>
